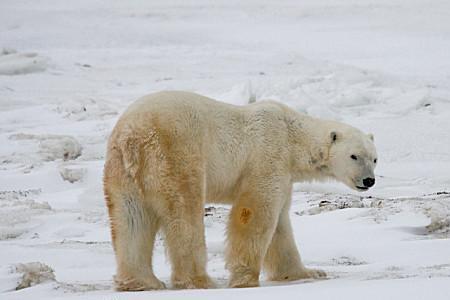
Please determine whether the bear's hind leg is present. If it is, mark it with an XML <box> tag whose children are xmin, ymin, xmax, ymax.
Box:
<box><xmin>157</xmin><ymin>160</ymin><xmax>214</xmax><ymax>289</ymax></box>
<box><xmin>159</xmin><ymin>186</ymin><xmax>215</xmax><ymax>289</ymax></box>
<box><xmin>161</xmin><ymin>204</ymin><xmax>213</xmax><ymax>289</ymax></box>
<box><xmin>263</xmin><ymin>203</ymin><xmax>326</xmax><ymax>282</ymax></box>
<box><xmin>107</xmin><ymin>189</ymin><xmax>165</xmax><ymax>291</ymax></box>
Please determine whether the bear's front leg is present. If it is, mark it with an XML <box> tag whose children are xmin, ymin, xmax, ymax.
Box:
<box><xmin>263</xmin><ymin>201</ymin><xmax>326</xmax><ymax>281</ymax></box>
<box><xmin>225</xmin><ymin>187</ymin><xmax>285</xmax><ymax>288</ymax></box>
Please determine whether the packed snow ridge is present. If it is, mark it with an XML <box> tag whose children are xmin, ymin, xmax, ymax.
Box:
<box><xmin>0</xmin><ymin>48</ymin><xmax>48</xmax><ymax>76</ymax></box>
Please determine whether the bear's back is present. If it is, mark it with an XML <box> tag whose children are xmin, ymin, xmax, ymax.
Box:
<box><xmin>109</xmin><ymin>91</ymin><xmax>291</xmax><ymax>203</ymax></box>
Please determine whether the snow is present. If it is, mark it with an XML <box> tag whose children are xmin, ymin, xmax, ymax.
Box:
<box><xmin>1</xmin><ymin>0</ymin><xmax>450</xmax><ymax>299</ymax></box>
<box><xmin>0</xmin><ymin>49</ymin><xmax>49</xmax><ymax>76</ymax></box>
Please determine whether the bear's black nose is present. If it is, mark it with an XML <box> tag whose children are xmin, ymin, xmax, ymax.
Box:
<box><xmin>363</xmin><ymin>177</ymin><xmax>375</xmax><ymax>187</ymax></box>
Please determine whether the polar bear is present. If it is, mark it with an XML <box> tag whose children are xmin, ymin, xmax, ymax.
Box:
<box><xmin>103</xmin><ymin>91</ymin><xmax>377</xmax><ymax>291</ymax></box>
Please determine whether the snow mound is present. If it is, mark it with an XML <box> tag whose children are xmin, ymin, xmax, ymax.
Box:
<box><xmin>9</xmin><ymin>133</ymin><xmax>82</xmax><ymax>162</ymax></box>
<box><xmin>13</xmin><ymin>262</ymin><xmax>55</xmax><ymax>290</ymax></box>
<box><xmin>0</xmin><ymin>189</ymin><xmax>51</xmax><ymax>240</ymax></box>
<box><xmin>59</xmin><ymin>165</ymin><xmax>87</xmax><ymax>183</ymax></box>
<box><xmin>39</xmin><ymin>136</ymin><xmax>82</xmax><ymax>162</ymax></box>
<box><xmin>296</xmin><ymin>191</ymin><xmax>450</xmax><ymax>237</ymax></box>
<box><xmin>53</xmin><ymin>100</ymin><xmax>119</xmax><ymax>121</ymax></box>
<box><xmin>0</xmin><ymin>48</ymin><xmax>48</xmax><ymax>75</ymax></box>
<box><xmin>424</xmin><ymin>193</ymin><xmax>450</xmax><ymax>236</ymax></box>
<box><xmin>427</xmin><ymin>218</ymin><xmax>450</xmax><ymax>235</ymax></box>
<box><xmin>297</xmin><ymin>194</ymin><xmax>383</xmax><ymax>216</ymax></box>
<box><xmin>215</xmin><ymin>63</ymin><xmax>441</xmax><ymax>119</ymax></box>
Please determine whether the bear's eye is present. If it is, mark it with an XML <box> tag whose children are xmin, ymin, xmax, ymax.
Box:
<box><xmin>374</xmin><ymin>158</ymin><xmax>377</xmax><ymax>163</ymax></box>
<box><xmin>350</xmin><ymin>155</ymin><xmax>357</xmax><ymax>160</ymax></box>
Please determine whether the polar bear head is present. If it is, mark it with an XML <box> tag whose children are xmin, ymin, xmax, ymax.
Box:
<box><xmin>327</xmin><ymin>126</ymin><xmax>378</xmax><ymax>191</ymax></box>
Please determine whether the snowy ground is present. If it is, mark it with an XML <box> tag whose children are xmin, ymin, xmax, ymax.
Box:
<box><xmin>1</xmin><ymin>0</ymin><xmax>450</xmax><ymax>299</ymax></box>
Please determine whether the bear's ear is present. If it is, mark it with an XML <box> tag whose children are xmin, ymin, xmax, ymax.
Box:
<box><xmin>368</xmin><ymin>133</ymin><xmax>374</xmax><ymax>142</ymax></box>
<box><xmin>330</xmin><ymin>131</ymin><xmax>338</xmax><ymax>143</ymax></box>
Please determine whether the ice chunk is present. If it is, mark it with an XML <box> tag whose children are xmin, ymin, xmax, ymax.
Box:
<box><xmin>13</xmin><ymin>262</ymin><xmax>55</xmax><ymax>290</ymax></box>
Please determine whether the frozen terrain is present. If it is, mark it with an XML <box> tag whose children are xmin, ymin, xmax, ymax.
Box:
<box><xmin>1</xmin><ymin>0</ymin><xmax>450</xmax><ymax>299</ymax></box>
